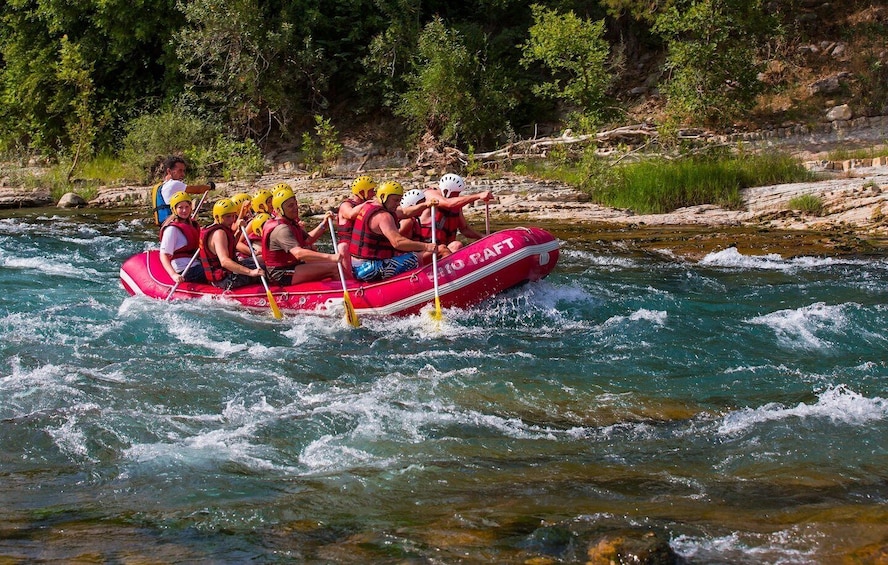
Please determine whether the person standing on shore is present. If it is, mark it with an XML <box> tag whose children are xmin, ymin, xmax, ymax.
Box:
<box><xmin>152</xmin><ymin>156</ymin><xmax>215</xmax><ymax>225</ymax></box>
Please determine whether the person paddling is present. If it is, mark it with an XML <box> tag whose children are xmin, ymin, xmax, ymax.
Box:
<box><xmin>159</xmin><ymin>191</ymin><xmax>207</xmax><ymax>284</ymax></box>
<box><xmin>421</xmin><ymin>173</ymin><xmax>492</xmax><ymax>252</ymax></box>
<box><xmin>199</xmin><ymin>198</ymin><xmax>264</xmax><ymax>290</ymax></box>
<box><xmin>261</xmin><ymin>187</ymin><xmax>344</xmax><ymax>285</ymax></box>
<box><xmin>349</xmin><ymin>181</ymin><xmax>448</xmax><ymax>282</ymax></box>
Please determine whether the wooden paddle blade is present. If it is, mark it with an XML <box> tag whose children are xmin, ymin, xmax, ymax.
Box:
<box><xmin>266</xmin><ymin>288</ymin><xmax>283</xmax><ymax>319</ymax></box>
<box><xmin>343</xmin><ymin>292</ymin><xmax>360</xmax><ymax>327</ymax></box>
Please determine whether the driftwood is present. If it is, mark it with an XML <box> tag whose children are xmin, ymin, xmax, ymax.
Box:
<box><xmin>413</xmin><ymin>123</ymin><xmax>727</xmax><ymax>170</ymax></box>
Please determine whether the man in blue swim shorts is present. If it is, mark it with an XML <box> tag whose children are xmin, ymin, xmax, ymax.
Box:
<box><xmin>348</xmin><ymin>181</ymin><xmax>449</xmax><ymax>282</ymax></box>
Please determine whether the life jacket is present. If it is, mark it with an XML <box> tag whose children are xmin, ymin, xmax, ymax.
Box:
<box><xmin>336</xmin><ymin>196</ymin><xmax>362</xmax><ymax>242</ymax></box>
<box><xmin>406</xmin><ymin>217</ymin><xmax>431</xmax><ymax>243</ymax></box>
<box><xmin>158</xmin><ymin>216</ymin><xmax>201</xmax><ymax>260</ymax></box>
<box><xmin>151</xmin><ymin>182</ymin><xmax>169</xmax><ymax>226</ymax></box>
<box><xmin>435</xmin><ymin>208</ymin><xmax>462</xmax><ymax>245</ymax></box>
<box><xmin>261</xmin><ymin>216</ymin><xmax>310</xmax><ymax>269</ymax></box>
<box><xmin>349</xmin><ymin>201</ymin><xmax>396</xmax><ymax>260</ymax></box>
<box><xmin>199</xmin><ymin>223</ymin><xmax>236</xmax><ymax>282</ymax></box>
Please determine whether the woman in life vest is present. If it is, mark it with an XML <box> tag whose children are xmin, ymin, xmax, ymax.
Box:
<box><xmin>159</xmin><ymin>191</ymin><xmax>206</xmax><ymax>283</ymax></box>
<box><xmin>260</xmin><ymin>187</ymin><xmax>343</xmax><ymax>285</ymax></box>
<box><xmin>200</xmin><ymin>198</ymin><xmax>265</xmax><ymax>290</ymax></box>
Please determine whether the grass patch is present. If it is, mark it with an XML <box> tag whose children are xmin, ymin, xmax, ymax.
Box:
<box><xmin>787</xmin><ymin>193</ymin><xmax>824</xmax><ymax>215</ymax></box>
<box><xmin>826</xmin><ymin>146</ymin><xmax>888</xmax><ymax>161</ymax></box>
<box><xmin>513</xmin><ymin>149</ymin><xmax>815</xmax><ymax>214</ymax></box>
<box><xmin>75</xmin><ymin>153</ymin><xmax>143</xmax><ymax>186</ymax></box>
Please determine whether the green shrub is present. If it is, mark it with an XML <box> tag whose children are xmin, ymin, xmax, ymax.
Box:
<box><xmin>787</xmin><ymin>194</ymin><xmax>824</xmax><ymax>215</ymax></box>
<box><xmin>514</xmin><ymin>149</ymin><xmax>813</xmax><ymax>214</ymax></box>
<box><xmin>300</xmin><ymin>115</ymin><xmax>343</xmax><ymax>175</ymax></box>
<box><xmin>120</xmin><ymin>108</ymin><xmax>222</xmax><ymax>180</ymax></box>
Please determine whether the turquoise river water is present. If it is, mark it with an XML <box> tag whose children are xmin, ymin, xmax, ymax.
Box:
<box><xmin>0</xmin><ymin>208</ymin><xmax>886</xmax><ymax>563</ymax></box>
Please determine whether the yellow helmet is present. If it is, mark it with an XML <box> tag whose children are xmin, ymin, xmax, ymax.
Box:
<box><xmin>376</xmin><ymin>181</ymin><xmax>404</xmax><ymax>204</ymax></box>
<box><xmin>272</xmin><ymin>188</ymin><xmax>297</xmax><ymax>216</ymax></box>
<box><xmin>250</xmin><ymin>213</ymin><xmax>271</xmax><ymax>237</ymax></box>
<box><xmin>252</xmin><ymin>189</ymin><xmax>273</xmax><ymax>213</ymax></box>
<box><xmin>212</xmin><ymin>198</ymin><xmax>238</xmax><ymax>222</ymax></box>
<box><xmin>168</xmin><ymin>191</ymin><xmax>192</xmax><ymax>212</ymax></box>
<box><xmin>230</xmin><ymin>192</ymin><xmax>251</xmax><ymax>210</ymax></box>
<box><xmin>273</xmin><ymin>182</ymin><xmax>292</xmax><ymax>193</ymax></box>
<box><xmin>350</xmin><ymin>176</ymin><xmax>377</xmax><ymax>199</ymax></box>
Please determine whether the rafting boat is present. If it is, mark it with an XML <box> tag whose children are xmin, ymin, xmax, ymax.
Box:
<box><xmin>120</xmin><ymin>227</ymin><xmax>559</xmax><ymax>317</ymax></box>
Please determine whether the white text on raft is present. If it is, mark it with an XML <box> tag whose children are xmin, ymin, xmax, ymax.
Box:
<box><xmin>428</xmin><ymin>237</ymin><xmax>516</xmax><ymax>279</ymax></box>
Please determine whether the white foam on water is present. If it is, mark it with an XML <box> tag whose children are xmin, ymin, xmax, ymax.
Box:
<box><xmin>563</xmin><ymin>249</ymin><xmax>637</xmax><ymax>269</ymax></box>
<box><xmin>718</xmin><ymin>385</ymin><xmax>887</xmax><ymax>436</ymax></box>
<box><xmin>46</xmin><ymin>411</ymin><xmax>101</xmax><ymax>464</ymax></box>
<box><xmin>746</xmin><ymin>301</ymin><xmax>850</xmax><ymax>350</ymax></box>
<box><xmin>671</xmin><ymin>526</ymin><xmax>821</xmax><ymax>563</ymax></box>
<box><xmin>698</xmin><ymin>246</ymin><xmax>866</xmax><ymax>271</ymax></box>
<box><xmin>122</xmin><ymin>398</ymin><xmax>296</xmax><ymax>474</ymax></box>
<box><xmin>603</xmin><ymin>308</ymin><xmax>668</xmax><ymax>328</ymax></box>
<box><xmin>0</xmin><ymin>251</ymin><xmax>103</xmax><ymax>279</ymax></box>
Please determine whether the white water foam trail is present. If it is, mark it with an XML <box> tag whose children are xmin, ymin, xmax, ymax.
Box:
<box><xmin>745</xmin><ymin>302</ymin><xmax>852</xmax><ymax>350</ymax></box>
<box><xmin>717</xmin><ymin>385</ymin><xmax>888</xmax><ymax>436</ymax></box>
<box><xmin>699</xmin><ymin>247</ymin><xmax>868</xmax><ymax>270</ymax></box>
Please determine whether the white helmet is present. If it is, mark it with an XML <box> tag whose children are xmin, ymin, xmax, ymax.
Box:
<box><xmin>401</xmin><ymin>188</ymin><xmax>426</xmax><ymax>207</ymax></box>
<box><xmin>439</xmin><ymin>173</ymin><xmax>465</xmax><ymax>198</ymax></box>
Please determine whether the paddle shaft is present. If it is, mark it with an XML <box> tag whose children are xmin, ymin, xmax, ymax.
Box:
<box><xmin>430</xmin><ymin>205</ymin><xmax>442</xmax><ymax>319</ymax></box>
<box><xmin>190</xmin><ymin>190</ymin><xmax>208</xmax><ymax>219</ymax></box>
<box><xmin>240</xmin><ymin>226</ymin><xmax>283</xmax><ymax>319</ymax></box>
<box><xmin>327</xmin><ymin>216</ymin><xmax>360</xmax><ymax>327</ymax></box>
<box><xmin>485</xmin><ymin>199</ymin><xmax>490</xmax><ymax>236</ymax></box>
<box><xmin>165</xmin><ymin>248</ymin><xmax>201</xmax><ymax>301</ymax></box>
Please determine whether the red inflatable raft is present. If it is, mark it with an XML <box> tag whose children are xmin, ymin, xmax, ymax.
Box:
<box><xmin>119</xmin><ymin>227</ymin><xmax>559</xmax><ymax>317</ymax></box>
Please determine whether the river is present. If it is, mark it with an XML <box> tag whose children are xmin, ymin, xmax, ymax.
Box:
<box><xmin>1</xmin><ymin>208</ymin><xmax>886</xmax><ymax>563</ymax></box>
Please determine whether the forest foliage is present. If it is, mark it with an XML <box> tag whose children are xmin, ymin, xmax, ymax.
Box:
<box><xmin>0</xmin><ymin>0</ymin><xmax>884</xmax><ymax>173</ymax></box>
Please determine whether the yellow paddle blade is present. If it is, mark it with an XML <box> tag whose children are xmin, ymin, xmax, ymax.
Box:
<box><xmin>266</xmin><ymin>288</ymin><xmax>283</xmax><ymax>319</ymax></box>
<box><xmin>429</xmin><ymin>296</ymin><xmax>443</xmax><ymax>321</ymax></box>
<box><xmin>343</xmin><ymin>292</ymin><xmax>360</xmax><ymax>328</ymax></box>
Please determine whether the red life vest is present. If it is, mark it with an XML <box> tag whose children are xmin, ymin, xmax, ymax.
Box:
<box><xmin>349</xmin><ymin>201</ymin><xmax>397</xmax><ymax>260</ymax></box>
<box><xmin>261</xmin><ymin>216</ymin><xmax>310</xmax><ymax>269</ymax></box>
<box><xmin>406</xmin><ymin>217</ymin><xmax>431</xmax><ymax>243</ymax></box>
<box><xmin>435</xmin><ymin>208</ymin><xmax>462</xmax><ymax>245</ymax></box>
<box><xmin>159</xmin><ymin>216</ymin><xmax>201</xmax><ymax>260</ymax></box>
<box><xmin>336</xmin><ymin>197</ymin><xmax>362</xmax><ymax>242</ymax></box>
<box><xmin>199</xmin><ymin>223</ymin><xmax>236</xmax><ymax>282</ymax></box>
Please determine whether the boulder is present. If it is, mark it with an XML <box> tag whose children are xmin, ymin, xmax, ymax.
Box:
<box><xmin>826</xmin><ymin>104</ymin><xmax>853</xmax><ymax>122</ymax></box>
<box><xmin>57</xmin><ymin>192</ymin><xmax>87</xmax><ymax>208</ymax></box>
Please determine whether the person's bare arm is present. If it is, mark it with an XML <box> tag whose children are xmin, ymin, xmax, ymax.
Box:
<box><xmin>213</xmin><ymin>230</ymin><xmax>262</xmax><ymax>276</ymax></box>
<box><xmin>377</xmin><ymin>214</ymin><xmax>445</xmax><ymax>255</ymax></box>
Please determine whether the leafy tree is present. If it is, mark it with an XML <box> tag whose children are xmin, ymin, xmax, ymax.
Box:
<box><xmin>174</xmin><ymin>0</ymin><xmax>293</xmax><ymax>139</ymax></box>
<box><xmin>520</xmin><ymin>4</ymin><xmax>612</xmax><ymax>130</ymax></box>
<box><xmin>654</xmin><ymin>0</ymin><xmax>775</xmax><ymax>126</ymax></box>
<box><xmin>0</xmin><ymin>0</ymin><xmax>178</xmax><ymax>153</ymax></box>
<box><xmin>396</xmin><ymin>17</ymin><xmax>514</xmax><ymax>149</ymax></box>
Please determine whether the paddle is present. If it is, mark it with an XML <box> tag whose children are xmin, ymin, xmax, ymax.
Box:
<box><xmin>165</xmin><ymin>248</ymin><xmax>201</xmax><ymax>301</ymax></box>
<box><xmin>326</xmin><ymin>216</ymin><xmax>360</xmax><ymax>327</ymax></box>
<box><xmin>485</xmin><ymin>199</ymin><xmax>490</xmax><ymax>236</ymax></box>
<box><xmin>190</xmin><ymin>189</ymin><xmax>209</xmax><ymax>219</ymax></box>
<box><xmin>429</xmin><ymin>205</ymin><xmax>443</xmax><ymax>322</ymax></box>
<box><xmin>240</xmin><ymin>226</ymin><xmax>283</xmax><ymax>320</ymax></box>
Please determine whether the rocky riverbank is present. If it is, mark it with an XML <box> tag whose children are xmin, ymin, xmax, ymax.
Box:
<box><xmin>3</xmin><ymin>154</ymin><xmax>888</xmax><ymax>260</ymax></box>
